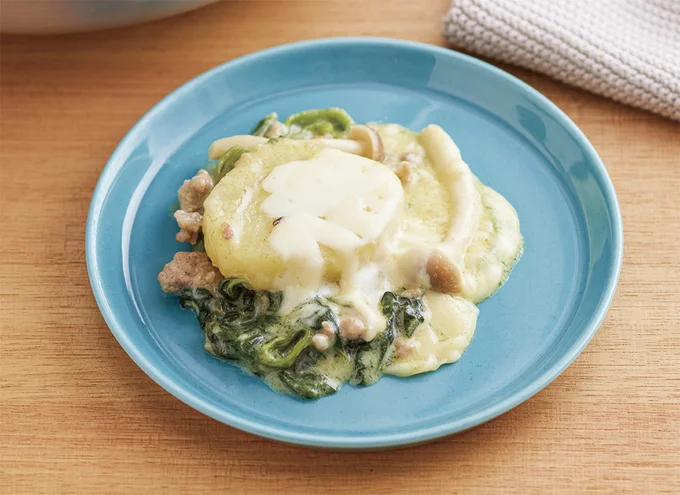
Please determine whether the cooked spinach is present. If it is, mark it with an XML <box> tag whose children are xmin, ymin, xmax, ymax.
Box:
<box><xmin>180</xmin><ymin>278</ymin><xmax>283</xmax><ymax>365</ymax></box>
<box><xmin>280</xmin><ymin>369</ymin><xmax>339</xmax><ymax>399</ymax></box>
<box><xmin>278</xmin><ymin>348</ymin><xmax>339</xmax><ymax>399</ymax></box>
<box><xmin>179</xmin><ymin>279</ymin><xmax>341</xmax><ymax>399</ymax></box>
<box><xmin>380</xmin><ymin>291</ymin><xmax>425</xmax><ymax>338</ymax></box>
<box><xmin>259</xmin><ymin>329</ymin><xmax>313</xmax><ymax>368</ymax></box>
<box><xmin>351</xmin><ymin>327</ymin><xmax>395</xmax><ymax>386</ymax></box>
<box><xmin>351</xmin><ymin>291</ymin><xmax>425</xmax><ymax>386</ymax></box>
<box><xmin>179</xmin><ymin>278</ymin><xmax>425</xmax><ymax>399</ymax></box>
<box><xmin>292</xmin><ymin>297</ymin><xmax>339</xmax><ymax>331</ymax></box>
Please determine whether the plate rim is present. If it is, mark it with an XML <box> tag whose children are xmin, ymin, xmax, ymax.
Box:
<box><xmin>86</xmin><ymin>37</ymin><xmax>623</xmax><ymax>449</ymax></box>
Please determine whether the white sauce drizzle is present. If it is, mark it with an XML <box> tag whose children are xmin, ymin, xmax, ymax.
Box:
<box><xmin>260</xmin><ymin>147</ymin><xmax>403</xmax><ymax>339</ymax></box>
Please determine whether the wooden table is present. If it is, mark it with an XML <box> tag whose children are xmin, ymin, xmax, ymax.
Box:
<box><xmin>2</xmin><ymin>1</ymin><xmax>679</xmax><ymax>493</ymax></box>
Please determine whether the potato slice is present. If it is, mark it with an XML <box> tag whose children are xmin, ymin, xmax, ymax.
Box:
<box><xmin>203</xmin><ymin>140</ymin><xmax>404</xmax><ymax>290</ymax></box>
<box><xmin>203</xmin><ymin>140</ymin><xmax>316</xmax><ymax>289</ymax></box>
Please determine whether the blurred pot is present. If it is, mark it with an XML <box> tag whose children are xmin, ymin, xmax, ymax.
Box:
<box><xmin>1</xmin><ymin>0</ymin><xmax>220</xmax><ymax>35</ymax></box>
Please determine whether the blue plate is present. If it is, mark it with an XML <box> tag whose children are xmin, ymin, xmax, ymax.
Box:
<box><xmin>86</xmin><ymin>38</ymin><xmax>622</xmax><ymax>449</ymax></box>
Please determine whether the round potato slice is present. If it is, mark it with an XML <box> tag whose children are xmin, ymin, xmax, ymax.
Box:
<box><xmin>203</xmin><ymin>139</ymin><xmax>404</xmax><ymax>290</ymax></box>
<box><xmin>203</xmin><ymin>140</ymin><xmax>317</xmax><ymax>289</ymax></box>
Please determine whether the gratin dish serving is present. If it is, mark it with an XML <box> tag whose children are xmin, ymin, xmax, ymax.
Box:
<box><xmin>87</xmin><ymin>38</ymin><xmax>622</xmax><ymax>449</ymax></box>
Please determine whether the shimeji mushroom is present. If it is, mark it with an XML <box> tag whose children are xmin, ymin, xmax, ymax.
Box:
<box><xmin>392</xmin><ymin>125</ymin><xmax>483</xmax><ymax>300</ymax></box>
<box><xmin>420</xmin><ymin>124</ymin><xmax>482</xmax><ymax>299</ymax></box>
<box><xmin>348</xmin><ymin>124</ymin><xmax>385</xmax><ymax>162</ymax></box>
<box><xmin>207</xmin><ymin>125</ymin><xmax>385</xmax><ymax>163</ymax></box>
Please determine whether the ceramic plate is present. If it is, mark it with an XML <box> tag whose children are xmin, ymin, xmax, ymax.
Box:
<box><xmin>86</xmin><ymin>38</ymin><xmax>622</xmax><ymax>449</ymax></box>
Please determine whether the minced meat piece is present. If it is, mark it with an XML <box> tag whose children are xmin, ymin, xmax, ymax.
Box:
<box><xmin>339</xmin><ymin>317</ymin><xmax>368</xmax><ymax>341</ymax></box>
<box><xmin>178</xmin><ymin>169</ymin><xmax>213</xmax><ymax>213</ymax></box>
<box><xmin>174</xmin><ymin>210</ymin><xmax>202</xmax><ymax>245</ymax></box>
<box><xmin>174</xmin><ymin>210</ymin><xmax>202</xmax><ymax>232</ymax></box>
<box><xmin>158</xmin><ymin>251</ymin><xmax>223</xmax><ymax>294</ymax></box>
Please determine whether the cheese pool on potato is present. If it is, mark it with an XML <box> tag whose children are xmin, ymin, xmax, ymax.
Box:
<box><xmin>203</xmin><ymin>142</ymin><xmax>403</xmax><ymax>290</ymax></box>
<box><xmin>261</xmin><ymin>148</ymin><xmax>404</xmax><ymax>285</ymax></box>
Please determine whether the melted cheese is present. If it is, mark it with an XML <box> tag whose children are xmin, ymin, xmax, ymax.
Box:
<box><xmin>386</xmin><ymin>291</ymin><xmax>478</xmax><ymax>376</ymax></box>
<box><xmin>257</xmin><ymin>147</ymin><xmax>403</xmax><ymax>339</ymax></box>
<box><xmin>259</xmin><ymin>147</ymin><xmax>403</xmax><ymax>336</ymax></box>
<box><xmin>462</xmin><ymin>184</ymin><xmax>524</xmax><ymax>301</ymax></box>
<box><xmin>261</xmin><ymin>148</ymin><xmax>403</xmax><ymax>263</ymax></box>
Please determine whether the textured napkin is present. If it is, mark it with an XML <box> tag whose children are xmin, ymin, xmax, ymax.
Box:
<box><xmin>443</xmin><ymin>0</ymin><xmax>680</xmax><ymax>120</ymax></box>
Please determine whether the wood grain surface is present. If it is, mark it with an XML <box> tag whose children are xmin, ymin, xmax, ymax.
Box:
<box><xmin>2</xmin><ymin>1</ymin><xmax>679</xmax><ymax>493</ymax></box>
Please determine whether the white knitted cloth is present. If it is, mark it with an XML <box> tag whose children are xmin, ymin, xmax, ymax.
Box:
<box><xmin>443</xmin><ymin>0</ymin><xmax>680</xmax><ymax>120</ymax></box>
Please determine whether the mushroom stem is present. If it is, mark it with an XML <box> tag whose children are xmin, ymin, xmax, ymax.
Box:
<box><xmin>418</xmin><ymin>125</ymin><xmax>483</xmax><ymax>298</ymax></box>
<box><xmin>208</xmin><ymin>135</ymin><xmax>268</xmax><ymax>160</ymax></box>
<box><xmin>312</xmin><ymin>138</ymin><xmax>366</xmax><ymax>156</ymax></box>
<box><xmin>349</xmin><ymin>125</ymin><xmax>385</xmax><ymax>162</ymax></box>
<box><xmin>419</xmin><ymin>125</ymin><xmax>481</xmax><ymax>256</ymax></box>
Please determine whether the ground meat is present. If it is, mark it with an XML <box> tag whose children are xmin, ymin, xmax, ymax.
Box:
<box><xmin>178</xmin><ymin>169</ymin><xmax>213</xmax><ymax>213</ymax></box>
<box><xmin>320</xmin><ymin>321</ymin><xmax>336</xmax><ymax>336</ymax></box>
<box><xmin>175</xmin><ymin>210</ymin><xmax>202</xmax><ymax>232</ymax></box>
<box><xmin>339</xmin><ymin>317</ymin><xmax>367</xmax><ymax>341</ymax></box>
<box><xmin>158</xmin><ymin>251</ymin><xmax>223</xmax><ymax>294</ymax></box>
<box><xmin>312</xmin><ymin>321</ymin><xmax>337</xmax><ymax>350</ymax></box>
<box><xmin>426</xmin><ymin>250</ymin><xmax>461</xmax><ymax>294</ymax></box>
<box><xmin>175</xmin><ymin>229</ymin><xmax>199</xmax><ymax>244</ymax></box>
<box><xmin>312</xmin><ymin>334</ymin><xmax>331</xmax><ymax>352</ymax></box>
<box><xmin>400</xmin><ymin>288</ymin><xmax>424</xmax><ymax>298</ymax></box>
<box><xmin>395</xmin><ymin>338</ymin><xmax>420</xmax><ymax>358</ymax></box>
<box><xmin>174</xmin><ymin>210</ymin><xmax>202</xmax><ymax>245</ymax></box>
<box><xmin>222</xmin><ymin>222</ymin><xmax>233</xmax><ymax>239</ymax></box>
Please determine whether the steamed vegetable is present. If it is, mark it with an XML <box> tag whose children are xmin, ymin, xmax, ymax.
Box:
<box><xmin>380</xmin><ymin>291</ymin><xmax>425</xmax><ymax>338</ymax></box>
<box><xmin>179</xmin><ymin>279</ymin><xmax>426</xmax><ymax>399</ymax></box>
<box><xmin>279</xmin><ymin>349</ymin><xmax>339</xmax><ymax>399</ymax></box>
<box><xmin>250</xmin><ymin>108</ymin><xmax>354</xmax><ymax>140</ymax></box>
<box><xmin>259</xmin><ymin>329</ymin><xmax>313</xmax><ymax>368</ymax></box>
<box><xmin>351</xmin><ymin>291</ymin><xmax>425</xmax><ymax>385</ymax></box>
<box><xmin>284</xmin><ymin>108</ymin><xmax>354</xmax><ymax>138</ymax></box>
